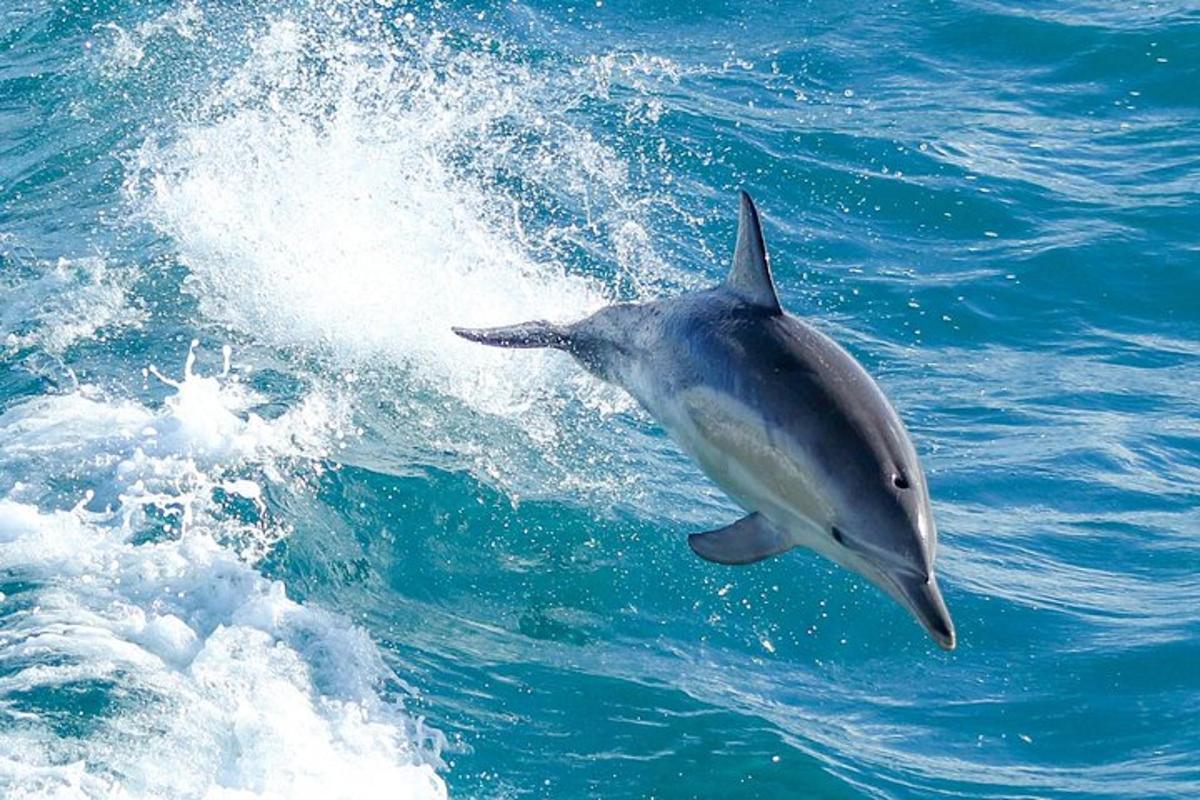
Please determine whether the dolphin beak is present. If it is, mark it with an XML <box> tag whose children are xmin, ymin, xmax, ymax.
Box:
<box><xmin>894</xmin><ymin>573</ymin><xmax>956</xmax><ymax>650</ymax></box>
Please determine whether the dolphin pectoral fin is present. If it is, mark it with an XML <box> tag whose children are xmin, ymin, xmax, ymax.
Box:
<box><xmin>452</xmin><ymin>321</ymin><xmax>568</xmax><ymax>349</ymax></box>
<box><xmin>687</xmin><ymin>513</ymin><xmax>794</xmax><ymax>565</ymax></box>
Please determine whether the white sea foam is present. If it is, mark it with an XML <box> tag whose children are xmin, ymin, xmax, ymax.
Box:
<box><xmin>0</xmin><ymin>255</ymin><xmax>143</xmax><ymax>358</ymax></box>
<box><xmin>0</xmin><ymin>349</ymin><xmax>446</xmax><ymax>799</ymax></box>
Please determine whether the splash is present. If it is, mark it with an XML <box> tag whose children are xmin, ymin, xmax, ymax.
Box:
<box><xmin>127</xmin><ymin>6</ymin><xmax>702</xmax><ymax>507</ymax></box>
<box><xmin>132</xmin><ymin>14</ymin><xmax>650</xmax><ymax>410</ymax></box>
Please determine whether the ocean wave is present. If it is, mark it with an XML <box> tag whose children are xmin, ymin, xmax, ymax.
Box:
<box><xmin>0</xmin><ymin>348</ymin><xmax>445</xmax><ymax>798</ymax></box>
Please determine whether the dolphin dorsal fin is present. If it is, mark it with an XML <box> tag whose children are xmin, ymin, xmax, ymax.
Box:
<box><xmin>725</xmin><ymin>191</ymin><xmax>781</xmax><ymax>314</ymax></box>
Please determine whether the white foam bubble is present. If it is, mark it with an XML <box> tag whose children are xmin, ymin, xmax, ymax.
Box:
<box><xmin>0</xmin><ymin>350</ymin><xmax>445</xmax><ymax>799</ymax></box>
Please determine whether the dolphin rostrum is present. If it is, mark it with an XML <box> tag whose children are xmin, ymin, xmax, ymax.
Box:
<box><xmin>453</xmin><ymin>192</ymin><xmax>956</xmax><ymax>649</ymax></box>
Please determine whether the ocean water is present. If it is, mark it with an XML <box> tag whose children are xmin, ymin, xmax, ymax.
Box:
<box><xmin>1</xmin><ymin>0</ymin><xmax>1198</xmax><ymax>797</ymax></box>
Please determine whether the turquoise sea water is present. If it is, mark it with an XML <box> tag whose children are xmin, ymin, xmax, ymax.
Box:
<box><xmin>2</xmin><ymin>1</ymin><xmax>1199</xmax><ymax>797</ymax></box>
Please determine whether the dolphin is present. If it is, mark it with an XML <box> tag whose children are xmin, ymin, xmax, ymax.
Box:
<box><xmin>453</xmin><ymin>192</ymin><xmax>956</xmax><ymax>649</ymax></box>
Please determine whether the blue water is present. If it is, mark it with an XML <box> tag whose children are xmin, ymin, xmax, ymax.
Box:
<box><xmin>2</xmin><ymin>0</ymin><xmax>1198</xmax><ymax>797</ymax></box>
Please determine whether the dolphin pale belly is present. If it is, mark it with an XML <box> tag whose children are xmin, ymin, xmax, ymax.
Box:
<box><xmin>453</xmin><ymin>192</ymin><xmax>956</xmax><ymax>650</ymax></box>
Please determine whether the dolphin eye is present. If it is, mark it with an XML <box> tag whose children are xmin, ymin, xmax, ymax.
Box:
<box><xmin>831</xmin><ymin>526</ymin><xmax>846</xmax><ymax>546</ymax></box>
<box><xmin>893</xmin><ymin>473</ymin><xmax>910</xmax><ymax>490</ymax></box>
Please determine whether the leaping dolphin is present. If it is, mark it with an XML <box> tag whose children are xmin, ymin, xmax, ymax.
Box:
<box><xmin>453</xmin><ymin>192</ymin><xmax>956</xmax><ymax>649</ymax></box>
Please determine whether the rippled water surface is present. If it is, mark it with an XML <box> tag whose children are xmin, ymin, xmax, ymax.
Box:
<box><xmin>2</xmin><ymin>1</ymin><xmax>1198</xmax><ymax>797</ymax></box>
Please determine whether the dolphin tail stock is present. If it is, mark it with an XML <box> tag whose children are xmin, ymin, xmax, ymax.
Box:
<box><xmin>452</xmin><ymin>320</ymin><xmax>570</xmax><ymax>350</ymax></box>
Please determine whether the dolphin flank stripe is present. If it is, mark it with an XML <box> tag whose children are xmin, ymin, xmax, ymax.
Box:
<box><xmin>453</xmin><ymin>192</ymin><xmax>956</xmax><ymax>650</ymax></box>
